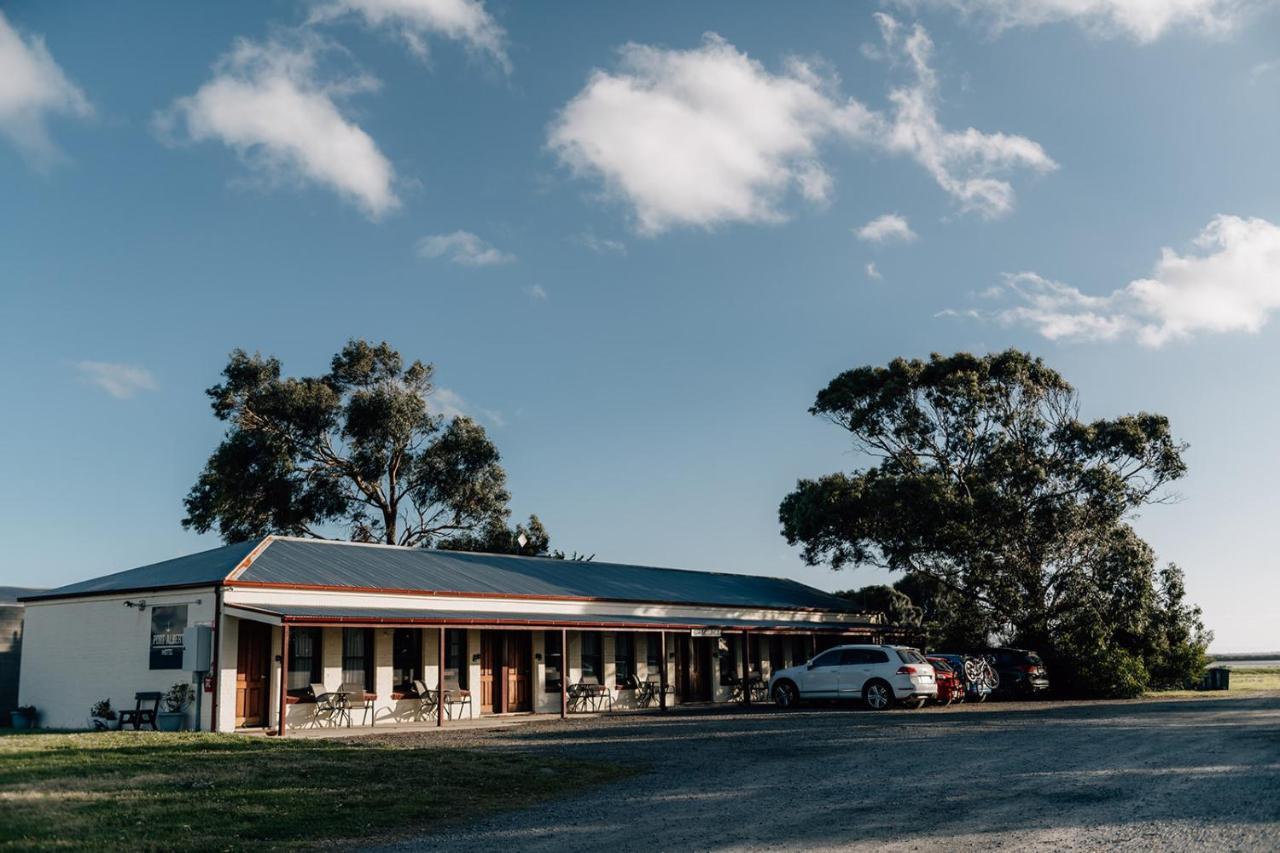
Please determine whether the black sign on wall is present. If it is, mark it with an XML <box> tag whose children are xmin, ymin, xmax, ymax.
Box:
<box><xmin>150</xmin><ymin>605</ymin><xmax>188</xmax><ymax>670</ymax></box>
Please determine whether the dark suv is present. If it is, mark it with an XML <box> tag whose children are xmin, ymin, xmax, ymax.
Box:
<box><xmin>985</xmin><ymin>648</ymin><xmax>1050</xmax><ymax>698</ymax></box>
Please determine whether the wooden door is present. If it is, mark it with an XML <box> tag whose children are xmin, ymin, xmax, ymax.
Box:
<box><xmin>479</xmin><ymin>631</ymin><xmax>500</xmax><ymax>713</ymax></box>
<box><xmin>679</xmin><ymin>635</ymin><xmax>713</xmax><ymax>702</ymax></box>
<box><xmin>504</xmin><ymin>633</ymin><xmax>532</xmax><ymax>712</ymax></box>
<box><xmin>235</xmin><ymin>621</ymin><xmax>271</xmax><ymax>727</ymax></box>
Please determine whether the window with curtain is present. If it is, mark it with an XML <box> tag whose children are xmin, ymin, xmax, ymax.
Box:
<box><xmin>342</xmin><ymin>628</ymin><xmax>374</xmax><ymax>692</ymax></box>
<box><xmin>287</xmin><ymin>627</ymin><xmax>322</xmax><ymax>691</ymax></box>
<box><xmin>581</xmin><ymin>633</ymin><xmax>602</xmax><ymax>684</ymax></box>
<box><xmin>614</xmin><ymin>632</ymin><xmax>634</xmax><ymax>687</ymax></box>
<box><xmin>544</xmin><ymin>631</ymin><xmax>563</xmax><ymax>692</ymax></box>
<box><xmin>392</xmin><ymin>628</ymin><xmax>422</xmax><ymax>691</ymax></box>
<box><xmin>444</xmin><ymin>628</ymin><xmax>468</xmax><ymax>689</ymax></box>
<box><xmin>646</xmin><ymin>633</ymin><xmax>661</xmax><ymax>676</ymax></box>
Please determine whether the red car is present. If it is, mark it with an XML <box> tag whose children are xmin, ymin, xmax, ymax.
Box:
<box><xmin>927</xmin><ymin>656</ymin><xmax>965</xmax><ymax>705</ymax></box>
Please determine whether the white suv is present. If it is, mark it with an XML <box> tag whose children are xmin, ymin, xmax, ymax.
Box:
<box><xmin>769</xmin><ymin>644</ymin><xmax>937</xmax><ymax>710</ymax></box>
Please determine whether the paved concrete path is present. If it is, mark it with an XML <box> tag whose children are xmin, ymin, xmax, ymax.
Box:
<box><xmin>365</xmin><ymin>694</ymin><xmax>1280</xmax><ymax>851</ymax></box>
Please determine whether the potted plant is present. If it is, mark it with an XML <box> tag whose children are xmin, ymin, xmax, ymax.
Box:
<box><xmin>89</xmin><ymin>699</ymin><xmax>117</xmax><ymax>731</ymax></box>
<box><xmin>158</xmin><ymin>683</ymin><xmax>193</xmax><ymax>732</ymax></box>
<box><xmin>11</xmin><ymin>705</ymin><xmax>38</xmax><ymax>730</ymax></box>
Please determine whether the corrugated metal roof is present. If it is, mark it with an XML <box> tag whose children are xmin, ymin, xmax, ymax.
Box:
<box><xmin>0</xmin><ymin>587</ymin><xmax>44</xmax><ymax>606</ymax></box>
<box><xmin>24</xmin><ymin>536</ymin><xmax>857</xmax><ymax>614</ymax></box>
<box><xmin>238</xmin><ymin>539</ymin><xmax>856</xmax><ymax>612</ymax></box>
<box><xmin>231</xmin><ymin>603</ymin><xmax>876</xmax><ymax>632</ymax></box>
<box><xmin>23</xmin><ymin>541</ymin><xmax>259</xmax><ymax>601</ymax></box>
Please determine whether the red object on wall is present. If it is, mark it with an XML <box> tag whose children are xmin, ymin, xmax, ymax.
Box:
<box><xmin>203</xmin><ymin>675</ymin><xmax>214</xmax><ymax>693</ymax></box>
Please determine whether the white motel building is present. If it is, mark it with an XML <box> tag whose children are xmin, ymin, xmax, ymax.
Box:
<box><xmin>19</xmin><ymin>537</ymin><xmax>885</xmax><ymax>734</ymax></box>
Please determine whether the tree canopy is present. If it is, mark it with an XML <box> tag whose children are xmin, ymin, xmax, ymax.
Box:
<box><xmin>184</xmin><ymin>340</ymin><xmax>517</xmax><ymax>547</ymax></box>
<box><xmin>780</xmin><ymin>350</ymin><xmax>1209</xmax><ymax>696</ymax></box>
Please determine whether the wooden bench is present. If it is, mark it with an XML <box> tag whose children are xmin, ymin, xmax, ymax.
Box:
<box><xmin>117</xmin><ymin>692</ymin><xmax>161</xmax><ymax>730</ymax></box>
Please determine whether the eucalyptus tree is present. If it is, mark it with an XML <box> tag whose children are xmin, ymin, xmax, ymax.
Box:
<box><xmin>184</xmin><ymin>339</ymin><xmax>514</xmax><ymax>547</ymax></box>
<box><xmin>780</xmin><ymin>350</ymin><xmax>1207</xmax><ymax>695</ymax></box>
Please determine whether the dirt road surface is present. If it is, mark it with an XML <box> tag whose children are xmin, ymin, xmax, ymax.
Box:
<box><xmin>367</xmin><ymin>693</ymin><xmax>1280</xmax><ymax>851</ymax></box>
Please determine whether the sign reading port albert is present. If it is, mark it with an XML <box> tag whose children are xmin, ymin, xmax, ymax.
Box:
<box><xmin>149</xmin><ymin>604</ymin><xmax>188</xmax><ymax>670</ymax></box>
<box><xmin>690</xmin><ymin>628</ymin><xmax>722</xmax><ymax>638</ymax></box>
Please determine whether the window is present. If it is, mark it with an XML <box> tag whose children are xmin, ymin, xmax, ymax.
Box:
<box><xmin>581</xmin><ymin>633</ymin><xmax>602</xmax><ymax>684</ymax></box>
<box><xmin>444</xmin><ymin>628</ymin><xmax>468</xmax><ymax>689</ymax></box>
<box><xmin>342</xmin><ymin>628</ymin><xmax>374</xmax><ymax>692</ymax></box>
<box><xmin>896</xmin><ymin>648</ymin><xmax>926</xmax><ymax>665</ymax></box>
<box><xmin>545</xmin><ymin>631</ymin><xmax>563</xmax><ymax>692</ymax></box>
<box><xmin>615</xmin><ymin>633</ymin><xmax>635</xmax><ymax>687</ymax></box>
<box><xmin>719</xmin><ymin>635</ymin><xmax>741</xmax><ymax>685</ymax></box>
<box><xmin>810</xmin><ymin>649</ymin><xmax>843</xmax><ymax>668</ymax></box>
<box><xmin>288</xmin><ymin>627</ymin><xmax>322</xmax><ymax>691</ymax></box>
<box><xmin>646</xmin><ymin>633</ymin><xmax>661</xmax><ymax>673</ymax></box>
<box><xmin>392</xmin><ymin>629</ymin><xmax>422</xmax><ymax>692</ymax></box>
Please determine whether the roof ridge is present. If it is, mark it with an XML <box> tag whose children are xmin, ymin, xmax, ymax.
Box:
<box><xmin>269</xmin><ymin>535</ymin><xmax>834</xmax><ymax>592</ymax></box>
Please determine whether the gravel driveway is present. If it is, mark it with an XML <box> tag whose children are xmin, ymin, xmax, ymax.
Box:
<box><xmin>365</xmin><ymin>693</ymin><xmax>1280</xmax><ymax>851</ymax></box>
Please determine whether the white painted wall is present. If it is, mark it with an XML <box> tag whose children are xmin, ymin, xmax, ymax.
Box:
<box><xmin>20</xmin><ymin>589</ymin><xmax>217</xmax><ymax>731</ymax></box>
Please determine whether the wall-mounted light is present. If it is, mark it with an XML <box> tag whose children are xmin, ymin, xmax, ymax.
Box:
<box><xmin>534</xmin><ymin>653</ymin><xmax>543</xmax><ymax>662</ymax></box>
<box><xmin>123</xmin><ymin>599</ymin><xmax>148</xmax><ymax>611</ymax></box>
<box><xmin>471</xmin><ymin>653</ymin><xmax>481</xmax><ymax>663</ymax></box>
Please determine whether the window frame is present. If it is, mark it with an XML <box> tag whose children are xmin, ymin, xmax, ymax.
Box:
<box><xmin>581</xmin><ymin>633</ymin><xmax>602</xmax><ymax>684</ymax></box>
<box><xmin>391</xmin><ymin>628</ymin><xmax>422</xmax><ymax>692</ymax></box>
<box><xmin>545</xmin><ymin>631</ymin><xmax>563</xmax><ymax>693</ymax></box>
<box><xmin>287</xmin><ymin>627</ymin><xmax>322</xmax><ymax>693</ymax></box>
<box><xmin>444</xmin><ymin>628</ymin><xmax>469</xmax><ymax>689</ymax></box>
<box><xmin>614</xmin><ymin>632</ymin><xmax>635</xmax><ymax>687</ymax></box>
<box><xmin>341</xmin><ymin>627</ymin><xmax>375</xmax><ymax>693</ymax></box>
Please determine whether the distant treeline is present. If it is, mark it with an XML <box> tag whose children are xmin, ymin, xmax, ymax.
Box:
<box><xmin>1209</xmin><ymin>653</ymin><xmax>1280</xmax><ymax>662</ymax></box>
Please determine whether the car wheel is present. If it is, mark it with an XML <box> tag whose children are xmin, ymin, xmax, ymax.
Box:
<box><xmin>863</xmin><ymin>680</ymin><xmax>893</xmax><ymax>711</ymax></box>
<box><xmin>773</xmin><ymin>680</ymin><xmax>799</xmax><ymax>709</ymax></box>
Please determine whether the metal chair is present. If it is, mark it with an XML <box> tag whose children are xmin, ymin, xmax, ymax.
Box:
<box><xmin>412</xmin><ymin>679</ymin><xmax>440</xmax><ymax>721</ymax></box>
<box><xmin>309</xmin><ymin>683</ymin><xmax>345</xmax><ymax>728</ymax></box>
<box><xmin>339</xmin><ymin>682</ymin><xmax>375</xmax><ymax>727</ymax></box>
<box><xmin>442</xmin><ymin>677</ymin><xmax>472</xmax><ymax>719</ymax></box>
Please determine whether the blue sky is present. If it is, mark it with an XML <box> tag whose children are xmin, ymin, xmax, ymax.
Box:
<box><xmin>2</xmin><ymin>1</ymin><xmax>1278</xmax><ymax>651</ymax></box>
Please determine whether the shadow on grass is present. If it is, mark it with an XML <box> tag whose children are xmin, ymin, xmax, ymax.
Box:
<box><xmin>0</xmin><ymin>732</ymin><xmax>631</xmax><ymax>851</ymax></box>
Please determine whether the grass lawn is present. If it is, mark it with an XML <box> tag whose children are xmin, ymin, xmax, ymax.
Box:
<box><xmin>0</xmin><ymin>731</ymin><xmax>631</xmax><ymax>850</ymax></box>
<box><xmin>1144</xmin><ymin>667</ymin><xmax>1280</xmax><ymax>699</ymax></box>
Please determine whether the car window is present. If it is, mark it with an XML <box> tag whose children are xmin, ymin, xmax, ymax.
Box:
<box><xmin>896</xmin><ymin>649</ymin><xmax>926</xmax><ymax>664</ymax></box>
<box><xmin>928</xmin><ymin>659</ymin><xmax>952</xmax><ymax>672</ymax></box>
<box><xmin>810</xmin><ymin>650</ymin><xmax>842</xmax><ymax>668</ymax></box>
<box><xmin>1024</xmin><ymin>653</ymin><xmax>1043</xmax><ymax>665</ymax></box>
<box><xmin>840</xmin><ymin>649</ymin><xmax>869</xmax><ymax>665</ymax></box>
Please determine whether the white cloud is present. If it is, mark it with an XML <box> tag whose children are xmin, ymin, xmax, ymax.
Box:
<box><xmin>873</xmin><ymin>14</ymin><xmax>1058</xmax><ymax>218</ymax></box>
<box><xmin>1251</xmin><ymin>58</ymin><xmax>1280</xmax><ymax>81</ymax></box>
<box><xmin>857</xmin><ymin>213</ymin><xmax>917</xmax><ymax>243</ymax></box>
<box><xmin>156</xmin><ymin>35</ymin><xmax>398</xmax><ymax>219</ymax></box>
<box><xmin>908</xmin><ymin>0</ymin><xmax>1249</xmax><ymax>42</ymax></box>
<box><xmin>959</xmin><ymin>215</ymin><xmax>1280</xmax><ymax>347</ymax></box>
<box><xmin>549</xmin><ymin>34</ymin><xmax>874</xmax><ymax>235</ymax></box>
<box><xmin>431</xmin><ymin>386</ymin><xmax>504</xmax><ymax>427</ymax></box>
<box><xmin>524</xmin><ymin>283</ymin><xmax>548</xmax><ymax>301</ymax></box>
<box><xmin>0</xmin><ymin>11</ymin><xmax>92</xmax><ymax>167</ymax></box>
<box><xmin>75</xmin><ymin>361</ymin><xmax>158</xmax><ymax>399</ymax></box>
<box><xmin>307</xmin><ymin>0</ymin><xmax>509</xmax><ymax>71</ymax></box>
<box><xmin>866</xmin><ymin>262</ymin><xmax>883</xmax><ymax>280</ymax></box>
<box><xmin>416</xmin><ymin>230</ymin><xmax>515</xmax><ymax>266</ymax></box>
<box><xmin>548</xmin><ymin>19</ymin><xmax>1052</xmax><ymax>233</ymax></box>
<box><xmin>572</xmin><ymin>230</ymin><xmax>627</xmax><ymax>255</ymax></box>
